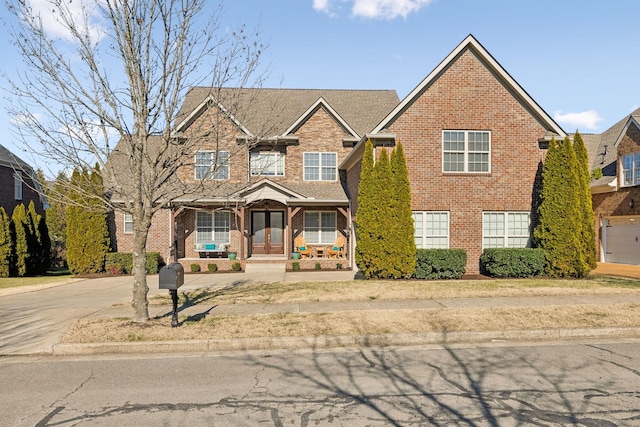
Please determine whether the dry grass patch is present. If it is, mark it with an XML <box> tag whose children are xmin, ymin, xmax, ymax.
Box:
<box><xmin>149</xmin><ymin>276</ymin><xmax>640</xmax><ymax>306</ymax></box>
<box><xmin>63</xmin><ymin>303</ymin><xmax>640</xmax><ymax>343</ymax></box>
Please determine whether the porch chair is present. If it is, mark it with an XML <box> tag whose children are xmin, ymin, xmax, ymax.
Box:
<box><xmin>294</xmin><ymin>236</ymin><xmax>312</xmax><ymax>258</ymax></box>
<box><xmin>327</xmin><ymin>236</ymin><xmax>345</xmax><ymax>259</ymax></box>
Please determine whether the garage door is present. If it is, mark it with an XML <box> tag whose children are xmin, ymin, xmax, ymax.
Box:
<box><xmin>603</xmin><ymin>217</ymin><xmax>640</xmax><ymax>265</ymax></box>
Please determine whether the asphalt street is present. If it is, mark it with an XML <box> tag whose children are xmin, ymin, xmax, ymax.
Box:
<box><xmin>2</xmin><ymin>340</ymin><xmax>639</xmax><ymax>426</ymax></box>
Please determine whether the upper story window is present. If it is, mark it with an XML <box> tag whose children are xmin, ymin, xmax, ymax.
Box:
<box><xmin>195</xmin><ymin>151</ymin><xmax>229</xmax><ymax>180</ymax></box>
<box><xmin>304</xmin><ymin>152</ymin><xmax>337</xmax><ymax>181</ymax></box>
<box><xmin>482</xmin><ymin>212</ymin><xmax>530</xmax><ymax>249</ymax></box>
<box><xmin>622</xmin><ymin>152</ymin><xmax>640</xmax><ymax>186</ymax></box>
<box><xmin>250</xmin><ymin>151</ymin><xmax>285</xmax><ymax>176</ymax></box>
<box><xmin>123</xmin><ymin>213</ymin><xmax>133</xmax><ymax>234</ymax></box>
<box><xmin>443</xmin><ymin>130</ymin><xmax>490</xmax><ymax>173</ymax></box>
<box><xmin>413</xmin><ymin>211</ymin><xmax>449</xmax><ymax>249</ymax></box>
<box><xmin>14</xmin><ymin>172</ymin><xmax>23</xmax><ymax>200</ymax></box>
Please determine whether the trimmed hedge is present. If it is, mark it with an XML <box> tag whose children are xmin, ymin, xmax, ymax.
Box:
<box><xmin>480</xmin><ymin>248</ymin><xmax>545</xmax><ymax>278</ymax></box>
<box><xmin>105</xmin><ymin>252</ymin><xmax>164</xmax><ymax>274</ymax></box>
<box><xmin>413</xmin><ymin>249</ymin><xmax>466</xmax><ymax>280</ymax></box>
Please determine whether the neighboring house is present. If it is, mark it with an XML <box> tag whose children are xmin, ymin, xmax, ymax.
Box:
<box><xmin>584</xmin><ymin>108</ymin><xmax>640</xmax><ymax>265</ymax></box>
<box><xmin>111</xmin><ymin>35</ymin><xmax>567</xmax><ymax>274</ymax></box>
<box><xmin>0</xmin><ymin>143</ymin><xmax>46</xmax><ymax>216</ymax></box>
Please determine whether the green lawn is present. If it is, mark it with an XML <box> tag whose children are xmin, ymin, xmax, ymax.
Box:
<box><xmin>0</xmin><ymin>268</ymin><xmax>74</xmax><ymax>290</ymax></box>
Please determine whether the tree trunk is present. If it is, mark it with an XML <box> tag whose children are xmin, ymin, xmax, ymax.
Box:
<box><xmin>131</xmin><ymin>222</ymin><xmax>150</xmax><ymax>322</ymax></box>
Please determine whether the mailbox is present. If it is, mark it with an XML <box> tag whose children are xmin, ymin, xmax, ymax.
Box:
<box><xmin>159</xmin><ymin>262</ymin><xmax>184</xmax><ymax>290</ymax></box>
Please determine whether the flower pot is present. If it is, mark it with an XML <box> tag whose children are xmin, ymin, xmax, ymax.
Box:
<box><xmin>291</xmin><ymin>252</ymin><xmax>301</xmax><ymax>260</ymax></box>
<box><xmin>228</xmin><ymin>252</ymin><xmax>237</xmax><ymax>260</ymax></box>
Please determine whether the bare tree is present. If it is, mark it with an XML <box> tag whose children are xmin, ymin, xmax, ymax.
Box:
<box><xmin>4</xmin><ymin>0</ymin><xmax>265</xmax><ymax>322</ymax></box>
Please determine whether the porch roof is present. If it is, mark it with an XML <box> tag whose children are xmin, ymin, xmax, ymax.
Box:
<box><xmin>169</xmin><ymin>179</ymin><xmax>349</xmax><ymax>207</ymax></box>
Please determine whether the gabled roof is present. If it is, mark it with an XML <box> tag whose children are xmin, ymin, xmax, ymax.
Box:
<box><xmin>175</xmin><ymin>88</ymin><xmax>399</xmax><ymax>139</ymax></box>
<box><xmin>584</xmin><ymin>108</ymin><xmax>640</xmax><ymax>192</ymax></box>
<box><xmin>0</xmin><ymin>144</ymin><xmax>32</xmax><ymax>170</ymax></box>
<box><xmin>371</xmin><ymin>34</ymin><xmax>566</xmax><ymax>137</ymax></box>
<box><xmin>283</xmin><ymin>97</ymin><xmax>359</xmax><ymax>139</ymax></box>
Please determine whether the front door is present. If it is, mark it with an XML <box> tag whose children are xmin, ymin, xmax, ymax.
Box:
<box><xmin>251</xmin><ymin>210</ymin><xmax>284</xmax><ymax>255</ymax></box>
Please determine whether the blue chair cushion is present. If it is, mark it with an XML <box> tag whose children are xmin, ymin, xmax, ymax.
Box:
<box><xmin>299</xmin><ymin>246</ymin><xmax>306</xmax><ymax>251</ymax></box>
<box><xmin>333</xmin><ymin>246</ymin><xmax>339</xmax><ymax>251</ymax></box>
<box><xmin>205</xmin><ymin>243</ymin><xmax>216</xmax><ymax>250</ymax></box>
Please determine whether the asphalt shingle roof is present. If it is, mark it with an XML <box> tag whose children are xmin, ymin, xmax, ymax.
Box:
<box><xmin>582</xmin><ymin>107</ymin><xmax>640</xmax><ymax>188</ymax></box>
<box><xmin>176</xmin><ymin>87</ymin><xmax>399</xmax><ymax>138</ymax></box>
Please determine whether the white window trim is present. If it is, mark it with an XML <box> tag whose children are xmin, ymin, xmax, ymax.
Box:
<box><xmin>482</xmin><ymin>211</ymin><xmax>531</xmax><ymax>249</ymax></box>
<box><xmin>196</xmin><ymin>210</ymin><xmax>230</xmax><ymax>243</ymax></box>
<box><xmin>413</xmin><ymin>211</ymin><xmax>450</xmax><ymax>249</ymax></box>
<box><xmin>123</xmin><ymin>213</ymin><xmax>133</xmax><ymax>234</ymax></box>
<box><xmin>303</xmin><ymin>152</ymin><xmax>338</xmax><ymax>182</ymax></box>
<box><xmin>195</xmin><ymin>150</ymin><xmax>229</xmax><ymax>181</ymax></box>
<box><xmin>442</xmin><ymin>130</ymin><xmax>491</xmax><ymax>174</ymax></box>
<box><xmin>303</xmin><ymin>211</ymin><xmax>337</xmax><ymax>244</ymax></box>
<box><xmin>621</xmin><ymin>152</ymin><xmax>640</xmax><ymax>187</ymax></box>
<box><xmin>14</xmin><ymin>171</ymin><xmax>23</xmax><ymax>200</ymax></box>
<box><xmin>250</xmin><ymin>151</ymin><xmax>285</xmax><ymax>176</ymax></box>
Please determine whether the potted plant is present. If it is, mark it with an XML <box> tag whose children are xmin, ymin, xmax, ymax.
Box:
<box><xmin>291</xmin><ymin>252</ymin><xmax>301</xmax><ymax>260</ymax></box>
<box><xmin>227</xmin><ymin>249</ymin><xmax>237</xmax><ymax>260</ymax></box>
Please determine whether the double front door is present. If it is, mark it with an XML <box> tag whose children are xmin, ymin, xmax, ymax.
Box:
<box><xmin>251</xmin><ymin>210</ymin><xmax>284</xmax><ymax>255</ymax></box>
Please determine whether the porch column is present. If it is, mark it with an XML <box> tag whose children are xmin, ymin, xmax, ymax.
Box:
<box><xmin>337</xmin><ymin>206</ymin><xmax>350</xmax><ymax>263</ymax></box>
<box><xmin>233</xmin><ymin>207</ymin><xmax>245</xmax><ymax>260</ymax></box>
<box><xmin>288</xmin><ymin>206</ymin><xmax>302</xmax><ymax>258</ymax></box>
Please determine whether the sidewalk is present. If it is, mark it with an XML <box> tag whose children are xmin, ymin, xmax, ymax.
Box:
<box><xmin>3</xmin><ymin>264</ymin><xmax>640</xmax><ymax>356</ymax></box>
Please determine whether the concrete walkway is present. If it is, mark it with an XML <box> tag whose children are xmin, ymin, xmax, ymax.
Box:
<box><xmin>1</xmin><ymin>264</ymin><xmax>639</xmax><ymax>356</ymax></box>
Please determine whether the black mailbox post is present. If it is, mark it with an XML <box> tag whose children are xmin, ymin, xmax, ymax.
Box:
<box><xmin>159</xmin><ymin>262</ymin><xmax>184</xmax><ymax>327</ymax></box>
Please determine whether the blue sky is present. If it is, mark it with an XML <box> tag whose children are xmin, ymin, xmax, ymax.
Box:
<box><xmin>1</xmin><ymin>0</ymin><xmax>639</xmax><ymax>169</ymax></box>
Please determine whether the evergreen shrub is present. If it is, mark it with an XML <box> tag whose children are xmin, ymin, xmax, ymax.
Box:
<box><xmin>207</xmin><ymin>263</ymin><xmax>218</xmax><ymax>273</ymax></box>
<box><xmin>480</xmin><ymin>248</ymin><xmax>545</xmax><ymax>278</ymax></box>
<box><xmin>315</xmin><ymin>262</ymin><xmax>321</xmax><ymax>270</ymax></box>
<box><xmin>413</xmin><ymin>249</ymin><xmax>466</xmax><ymax>280</ymax></box>
<box><xmin>292</xmin><ymin>262</ymin><xmax>300</xmax><ymax>271</ymax></box>
<box><xmin>105</xmin><ymin>252</ymin><xmax>163</xmax><ymax>274</ymax></box>
<box><xmin>190</xmin><ymin>263</ymin><xmax>201</xmax><ymax>272</ymax></box>
<box><xmin>231</xmin><ymin>262</ymin><xmax>242</xmax><ymax>272</ymax></box>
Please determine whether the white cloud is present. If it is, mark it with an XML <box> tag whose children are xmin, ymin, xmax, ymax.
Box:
<box><xmin>554</xmin><ymin>110</ymin><xmax>603</xmax><ymax>131</ymax></box>
<box><xmin>27</xmin><ymin>0</ymin><xmax>106</xmax><ymax>42</ymax></box>
<box><xmin>313</xmin><ymin>0</ymin><xmax>332</xmax><ymax>13</ymax></box>
<box><xmin>352</xmin><ymin>0</ymin><xmax>433</xmax><ymax>19</ymax></box>
<box><xmin>313</xmin><ymin>0</ymin><xmax>433</xmax><ymax>19</ymax></box>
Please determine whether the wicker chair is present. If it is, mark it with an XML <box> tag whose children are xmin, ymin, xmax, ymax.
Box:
<box><xmin>327</xmin><ymin>236</ymin><xmax>345</xmax><ymax>259</ymax></box>
<box><xmin>294</xmin><ymin>236</ymin><xmax>312</xmax><ymax>258</ymax></box>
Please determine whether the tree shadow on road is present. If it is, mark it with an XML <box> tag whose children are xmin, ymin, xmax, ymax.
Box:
<box><xmin>245</xmin><ymin>337</ymin><xmax>631</xmax><ymax>425</ymax></box>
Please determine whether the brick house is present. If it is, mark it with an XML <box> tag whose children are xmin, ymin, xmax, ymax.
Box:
<box><xmin>585</xmin><ymin>108</ymin><xmax>640</xmax><ymax>265</ymax></box>
<box><xmin>111</xmin><ymin>35</ymin><xmax>567</xmax><ymax>273</ymax></box>
<box><xmin>0</xmin><ymin>143</ymin><xmax>46</xmax><ymax>216</ymax></box>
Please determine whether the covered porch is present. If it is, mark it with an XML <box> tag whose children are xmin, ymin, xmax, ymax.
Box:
<box><xmin>166</xmin><ymin>179</ymin><xmax>354</xmax><ymax>270</ymax></box>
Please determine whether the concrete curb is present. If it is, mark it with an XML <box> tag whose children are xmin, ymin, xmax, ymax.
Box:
<box><xmin>51</xmin><ymin>327</ymin><xmax>640</xmax><ymax>355</ymax></box>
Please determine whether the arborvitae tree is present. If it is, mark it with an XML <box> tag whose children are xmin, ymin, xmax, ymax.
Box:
<box><xmin>369</xmin><ymin>148</ymin><xmax>394</xmax><ymax>278</ymax></box>
<box><xmin>66</xmin><ymin>167</ymin><xmax>110</xmax><ymax>275</ymax></box>
<box><xmin>573</xmin><ymin>131</ymin><xmax>597</xmax><ymax>270</ymax></box>
<box><xmin>11</xmin><ymin>204</ymin><xmax>30</xmax><ymax>277</ymax></box>
<box><xmin>45</xmin><ymin>171</ymin><xmax>69</xmax><ymax>267</ymax></box>
<box><xmin>0</xmin><ymin>207</ymin><xmax>11</xmax><ymax>277</ymax></box>
<box><xmin>534</xmin><ymin>137</ymin><xmax>586</xmax><ymax>277</ymax></box>
<box><xmin>390</xmin><ymin>142</ymin><xmax>416</xmax><ymax>278</ymax></box>
<box><xmin>28</xmin><ymin>200</ymin><xmax>51</xmax><ymax>274</ymax></box>
<box><xmin>355</xmin><ymin>140</ymin><xmax>376</xmax><ymax>277</ymax></box>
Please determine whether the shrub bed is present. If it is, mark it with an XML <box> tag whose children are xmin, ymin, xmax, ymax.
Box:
<box><xmin>413</xmin><ymin>249</ymin><xmax>466</xmax><ymax>280</ymax></box>
<box><xmin>480</xmin><ymin>248</ymin><xmax>545</xmax><ymax>278</ymax></box>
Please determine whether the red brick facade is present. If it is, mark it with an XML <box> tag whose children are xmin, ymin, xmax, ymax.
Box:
<box><xmin>0</xmin><ymin>166</ymin><xmax>45</xmax><ymax>217</ymax></box>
